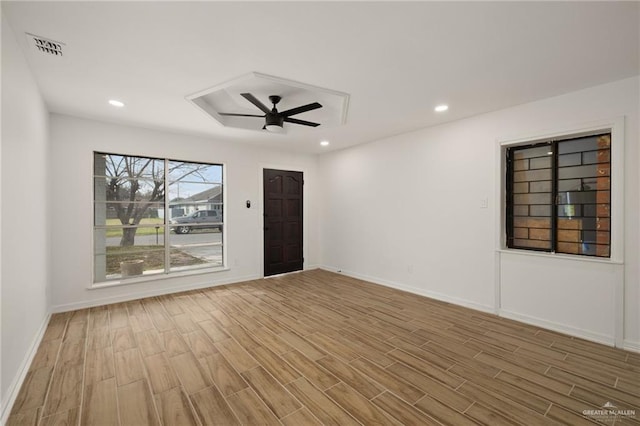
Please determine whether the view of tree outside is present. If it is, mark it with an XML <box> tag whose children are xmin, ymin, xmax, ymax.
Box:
<box><xmin>94</xmin><ymin>152</ymin><xmax>224</xmax><ymax>282</ymax></box>
<box><xmin>103</xmin><ymin>155</ymin><xmax>164</xmax><ymax>246</ymax></box>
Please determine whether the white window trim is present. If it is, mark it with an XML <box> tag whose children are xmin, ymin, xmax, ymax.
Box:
<box><xmin>495</xmin><ymin>116</ymin><xmax>625</xmax><ymax>263</ymax></box>
<box><xmin>89</xmin><ymin>154</ymin><xmax>228</xmax><ymax>289</ymax></box>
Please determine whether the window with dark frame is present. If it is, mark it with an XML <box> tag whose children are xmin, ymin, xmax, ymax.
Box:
<box><xmin>506</xmin><ymin>133</ymin><xmax>611</xmax><ymax>258</ymax></box>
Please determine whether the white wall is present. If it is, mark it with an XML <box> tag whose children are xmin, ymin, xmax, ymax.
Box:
<box><xmin>49</xmin><ymin>114</ymin><xmax>319</xmax><ymax>310</ymax></box>
<box><xmin>1</xmin><ymin>14</ymin><xmax>51</xmax><ymax>419</ymax></box>
<box><xmin>319</xmin><ymin>76</ymin><xmax>639</xmax><ymax>350</ymax></box>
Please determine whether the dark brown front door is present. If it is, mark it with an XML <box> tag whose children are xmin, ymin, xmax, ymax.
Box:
<box><xmin>263</xmin><ymin>169</ymin><xmax>303</xmax><ymax>276</ymax></box>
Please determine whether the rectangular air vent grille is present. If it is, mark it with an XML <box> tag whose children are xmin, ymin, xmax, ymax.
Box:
<box><xmin>26</xmin><ymin>32</ymin><xmax>65</xmax><ymax>57</ymax></box>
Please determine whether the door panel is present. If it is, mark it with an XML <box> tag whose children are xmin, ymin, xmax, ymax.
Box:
<box><xmin>286</xmin><ymin>199</ymin><xmax>301</xmax><ymax>217</ymax></box>
<box><xmin>268</xmin><ymin>199</ymin><xmax>283</xmax><ymax>217</ymax></box>
<box><xmin>264</xmin><ymin>169</ymin><xmax>303</xmax><ymax>276</ymax></box>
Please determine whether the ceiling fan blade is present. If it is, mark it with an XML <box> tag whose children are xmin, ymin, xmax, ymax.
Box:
<box><xmin>283</xmin><ymin>117</ymin><xmax>321</xmax><ymax>127</ymax></box>
<box><xmin>281</xmin><ymin>102</ymin><xmax>323</xmax><ymax>117</ymax></box>
<box><xmin>241</xmin><ymin>93</ymin><xmax>271</xmax><ymax>114</ymax></box>
<box><xmin>218</xmin><ymin>113</ymin><xmax>265</xmax><ymax>118</ymax></box>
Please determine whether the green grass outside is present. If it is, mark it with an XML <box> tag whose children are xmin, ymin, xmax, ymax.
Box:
<box><xmin>105</xmin><ymin>218</ymin><xmax>164</xmax><ymax>237</ymax></box>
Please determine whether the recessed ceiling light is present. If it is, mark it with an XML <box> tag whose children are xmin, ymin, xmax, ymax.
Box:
<box><xmin>320</xmin><ymin>141</ymin><xmax>330</xmax><ymax>146</ymax></box>
<box><xmin>108</xmin><ymin>99</ymin><xmax>125</xmax><ymax>108</ymax></box>
<box><xmin>435</xmin><ymin>105</ymin><xmax>448</xmax><ymax>112</ymax></box>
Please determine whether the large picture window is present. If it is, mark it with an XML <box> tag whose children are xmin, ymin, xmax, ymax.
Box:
<box><xmin>506</xmin><ymin>133</ymin><xmax>611</xmax><ymax>258</ymax></box>
<box><xmin>93</xmin><ymin>152</ymin><xmax>224</xmax><ymax>283</ymax></box>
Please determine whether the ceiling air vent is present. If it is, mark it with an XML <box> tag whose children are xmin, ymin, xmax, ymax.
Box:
<box><xmin>26</xmin><ymin>32</ymin><xmax>65</xmax><ymax>57</ymax></box>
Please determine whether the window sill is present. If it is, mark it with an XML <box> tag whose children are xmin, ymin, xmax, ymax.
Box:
<box><xmin>90</xmin><ymin>265</ymin><xmax>230</xmax><ymax>290</ymax></box>
<box><xmin>496</xmin><ymin>248</ymin><xmax>623</xmax><ymax>265</ymax></box>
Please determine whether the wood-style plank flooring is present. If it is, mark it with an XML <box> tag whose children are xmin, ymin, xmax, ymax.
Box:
<box><xmin>7</xmin><ymin>269</ymin><xmax>640</xmax><ymax>425</ymax></box>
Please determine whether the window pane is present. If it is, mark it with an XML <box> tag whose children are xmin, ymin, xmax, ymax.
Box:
<box><xmin>167</xmin><ymin>161</ymin><xmax>223</xmax><ymax>272</ymax></box>
<box><xmin>169</xmin><ymin>231</ymin><xmax>223</xmax><ymax>271</ymax></box>
<box><xmin>507</xmin><ymin>145</ymin><xmax>553</xmax><ymax>251</ymax></box>
<box><xmin>94</xmin><ymin>227</ymin><xmax>165</xmax><ymax>281</ymax></box>
<box><xmin>555</xmin><ymin>134</ymin><xmax>611</xmax><ymax>257</ymax></box>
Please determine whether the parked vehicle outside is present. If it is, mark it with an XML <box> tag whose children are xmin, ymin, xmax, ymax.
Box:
<box><xmin>170</xmin><ymin>210</ymin><xmax>222</xmax><ymax>234</ymax></box>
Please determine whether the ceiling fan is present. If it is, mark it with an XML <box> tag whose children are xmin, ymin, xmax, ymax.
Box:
<box><xmin>219</xmin><ymin>93</ymin><xmax>322</xmax><ymax>132</ymax></box>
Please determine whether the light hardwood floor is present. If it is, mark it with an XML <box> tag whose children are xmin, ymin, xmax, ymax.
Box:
<box><xmin>7</xmin><ymin>269</ymin><xmax>640</xmax><ymax>425</ymax></box>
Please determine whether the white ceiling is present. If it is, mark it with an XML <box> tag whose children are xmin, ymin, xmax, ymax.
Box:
<box><xmin>2</xmin><ymin>1</ymin><xmax>638</xmax><ymax>154</ymax></box>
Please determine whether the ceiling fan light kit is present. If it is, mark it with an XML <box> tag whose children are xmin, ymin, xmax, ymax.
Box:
<box><xmin>263</xmin><ymin>96</ymin><xmax>284</xmax><ymax>132</ymax></box>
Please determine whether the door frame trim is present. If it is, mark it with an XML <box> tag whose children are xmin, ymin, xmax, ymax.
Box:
<box><xmin>258</xmin><ymin>164</ymin><xmax>309</xmax><ymax>278</ymax></box>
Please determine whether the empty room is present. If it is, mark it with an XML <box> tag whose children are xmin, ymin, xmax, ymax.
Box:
<box><xmin>1</xmin><ymin>1</ymin><xmax>639</xmax><ymax>425</ymax></box>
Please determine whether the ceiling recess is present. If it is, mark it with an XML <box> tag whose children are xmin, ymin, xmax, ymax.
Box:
<box><xmin>26</xmin><ymin>32</ymin><xmax>65</xmax><ymax>57</ymax></box>
<box><xmin>186</xmin><ymin>72</ymin><xmax>350</xmax><ymax>133</ymax></box>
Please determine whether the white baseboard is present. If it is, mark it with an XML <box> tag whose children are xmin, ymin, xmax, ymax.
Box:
<box><xmin>499</xmin><ymin>309</ymin><xmax>614</xmax><ymax>347</ymax></box>
<box><xmin>623</xmin><ymin>340</ymin><xmax>640</xmax><ymax>354</ymax></box>
<box><xmin>318</xmin><ymin>265</ymin><xmax>625</xmax><ymax>349</ymax></box>
<box><xmin>51</xmin><ymin>273</ymin><xmax>261</xmax><ymax>313</ymax></box>
<box><xmin>1</xmin><ymin>311</ymin><xmax>51</xmax><ymax>425</ymax></box>
<box><xmin>320</xmin><ymin>265</ymin><xmax>495</xmax><ymax>314</ymax></box>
